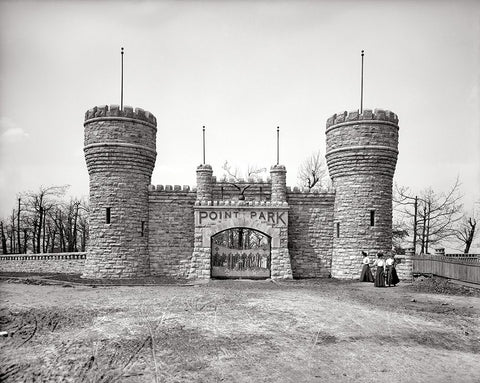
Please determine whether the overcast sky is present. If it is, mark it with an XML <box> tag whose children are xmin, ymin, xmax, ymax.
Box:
<box><xmin>1</xmin><ymin>1</ymin><xmax>479</xmax><ymax>233</ymax></box>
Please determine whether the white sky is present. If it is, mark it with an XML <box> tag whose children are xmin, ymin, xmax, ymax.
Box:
<box><xmin>1</xmin><ymin>0</ymin><xmax>479</xmax><ymax>231</ymax></box>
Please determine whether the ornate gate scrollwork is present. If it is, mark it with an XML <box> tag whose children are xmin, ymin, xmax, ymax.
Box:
<box><xmin>211</xmin><ymin>228</ymin><xmax>271</xmax><ymax>279</ymax></box>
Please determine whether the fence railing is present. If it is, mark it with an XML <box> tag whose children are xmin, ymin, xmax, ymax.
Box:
<box><xmin>413</xmin><ymin>255</ymin><xmax>480</xmax><ymax>285</ymax></box>
<box><xmin>0</xmin><ymin>252</ymin><xmax>86</xmax><ymax>261</ymax></box>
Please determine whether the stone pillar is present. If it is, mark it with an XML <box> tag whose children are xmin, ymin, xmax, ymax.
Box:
<box><xmin>82</xmin><ymin>105</ymin><xmax>157</xmax><ymax>278</ymax></box>
<box><xmin>196</xmin><ymin>164</ymin><xmax>213</xmax><ymax>202</ymax></box>
<box><xmin>326</xmin><ymin>109</ymin><xmax>399</xmax><ymax>279</ymax></box>
<box><xmin>270</xmin><ymin>165</ymin><xmax>287</xmax><ymax>203</ymax></box>
<box><xmin>396</xmin><ymin>247</ymin><xmax>414</xmax><ymax>282</ymax></box>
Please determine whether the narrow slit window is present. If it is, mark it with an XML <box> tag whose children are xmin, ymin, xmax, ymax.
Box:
<box><xmin>370</xmin><ymin>210</ymin><xmax>375</xmax><ymax>226</ymax></box>
<box><xmin>336</xmin><ymin>222</ymin><xmax>340</xmax><ymax>238</ymax></box>
<box><xmin>141</xmin><ymin>221</ymin><xmax>145</xmax><ymax>237</ymax></box>
<box><xmin>106</xmin><ymin>207</ymin><xmax>111</xmax><ymax>224</ymax></box>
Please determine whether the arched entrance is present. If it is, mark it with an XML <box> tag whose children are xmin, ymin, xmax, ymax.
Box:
<box><xmin>211</xmin><ymin>227</ymin><xmax>271</xmax><ymax>279</ymax></box>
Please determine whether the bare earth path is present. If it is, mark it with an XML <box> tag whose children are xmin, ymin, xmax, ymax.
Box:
<box><xmin>1</xmin><ymin>278</ymin><xmax>479</xmax><ymax>382</ymax></box>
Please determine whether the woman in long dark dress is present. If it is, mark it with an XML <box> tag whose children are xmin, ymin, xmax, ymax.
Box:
<box><xmin>373</xmin><ymin>252</ymin><xmax>386</xmax><ymax>287</ymax></box>
<box><xmin>385</xmin><ymin>253</ymin><xmax>400</xmax><ymax>286</ymax></box>
<box><xmin>359</xmin><ymin>251</ymin><xmax>374</xmax><ymax>282</ymax></box>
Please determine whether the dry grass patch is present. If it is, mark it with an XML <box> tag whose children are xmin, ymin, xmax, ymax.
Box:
<box><xmin>0</xmin><ymin>278</ymin><xmax>479</xmax><ymax>382</ymax></box>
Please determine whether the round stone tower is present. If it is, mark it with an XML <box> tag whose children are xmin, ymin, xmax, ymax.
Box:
<box><xmin>325</xmin><ymin>109</ymin><xmax>399</xmax><ymax>279</ymax></box>
<box><xmin>83</xmin><ymin>104</ymin><xmax>157</xmax><ymax>278</ymax></box>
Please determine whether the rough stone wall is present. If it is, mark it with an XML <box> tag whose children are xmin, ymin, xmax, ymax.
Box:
<box><xmin>83</xmin><ymin>105</ymin><xmax>157</xmax><ymax>278</ymax></box>
<box><xmin>287</xmin><ymin>190</ymin><xmax>335</xmax><ymax>278</ymax></box>
<box><xmin>326</xmin><ymin>109</ymin><xmax>399</xmax><ymax>279</ymax></box>
<box><xmin>0</xmin><ymin>253</ymin><xmax>86</xmax><ymax>274</ymax></box>
<box><xmin>148</xmin><ymin>185</ymin><xmax>196</xmax><ymax>278</ymax></box>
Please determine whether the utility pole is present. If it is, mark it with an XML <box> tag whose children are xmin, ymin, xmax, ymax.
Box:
<box><xmin>413</xmin><ymin>196</ymin><xmax>418</xmax><ymax>254</ymax></box>
<box><xmin>17</xmin><ymin>198</ymin><xmax>21</xmax><ymax>253</ymax></box>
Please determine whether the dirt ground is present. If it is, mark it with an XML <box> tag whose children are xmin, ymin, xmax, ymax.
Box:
<box><xmin>0</xmin><ymin>275</ymin><xmax>479</xmax><ymax>383</ymax></box>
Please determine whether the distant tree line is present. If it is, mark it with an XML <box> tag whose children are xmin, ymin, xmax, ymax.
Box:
<box><xmin>0</xmin><ymin>186</ymin><xmax>88</xmax><ymax>254</ymax></box>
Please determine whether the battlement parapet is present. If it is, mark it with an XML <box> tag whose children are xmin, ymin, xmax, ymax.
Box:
<box><xmin>216</xmin><ymin>178</ymin><xmax>271</xmax><ymax>185</ymax></box>
<box><xmin>194</xmin><ymin>200</ymin><xmax>289</xmax><ymax>207</ymax></box>
<box><xmin>148</xmin><ymin>184</ymin><xmax>196</xmax><ymax>193</ymax></box>
<box><xmin>270</xmin><ymin>164</ymin><xmax>286</xmax><ymax>172</ymax></box>
<box><xmin>326</xmin><ymin>108</ymin><xmax>398</xmax><ymax>129</ymax></box>
<box><xmin>196</xmin><ymin>164</ymin><xmax>212</xmax><ymax>171</ymax></box>
<box><xmin>85</xmin><ymin>105</ymin><xmax>157</xmax><ymax>127</ymax></box>
<box><xmin>286</xmin><ymin>186</ymin><xmax>335</xmax><ymax>195</ymax></box>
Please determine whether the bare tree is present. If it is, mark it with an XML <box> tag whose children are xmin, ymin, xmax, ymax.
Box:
<box><xmin>0</xmin><ymin>221</ymin><xmax>7</xmax><ymax>254</ymax></box>
<box><xmin>221</xmin><ymin>161</ymin><xmax>267</xmax><ymax>200</ymax></box>
<box><xmin>22</xmin><ymin>185</ymin><xmax>69</xmax><ymax>253</ymax></box>
<box><xmin>222</xmin><ymin>161</ymin><xmax>267</xmax><ymax>182</ymax></box>
<box><xmin>2</xmin><ymin>187</ymin><xmax>89</xmax><ymax>254</ymax></box>
<box><xmin>455</xmin><ymin>216</ymin><xmax>477</xmax><ymax>254</ymax></box>
<box><xmin>297</xmin><ymin>150</ymin><xmax>329</xmax><ymax>191</ymax></box>
<box><xmin>394</xmin><ymin>178</ymin><xmax>463</xmax><ymax>254</ymax></box>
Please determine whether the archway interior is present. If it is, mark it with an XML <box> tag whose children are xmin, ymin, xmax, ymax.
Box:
<box><xmin>211</xmin><ymin>227</ymin><xmax>271</xmax><ymax>279</ymax></box>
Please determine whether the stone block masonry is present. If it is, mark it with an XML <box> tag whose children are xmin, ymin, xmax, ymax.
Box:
<box><xmin>82</xmin><ymin>105</ymin><xmax>156</xmax><ymax>279</ymax></box>
<box><xmin>148</xmin><ymin>187</ymin><xmax>196</xmax><ymax>278</ymax></box>
<box><xmin>326</xmin><ymin>109</ymin><xmax>399</xmax><ymax>279</ymax></box>
<box><xmin>76</xmin><ymin>102</ymin><xmax>408</xmax><ymax>280</ymax></box>
<box><xmin>0</xmin><ymin>253</ymin><xmax>86</xmax><ymax>274</ymax></box>
<box><xmin>287</xmin><ymin>191</ymin><xmax>335</xmax><ymax>278</ymax></box>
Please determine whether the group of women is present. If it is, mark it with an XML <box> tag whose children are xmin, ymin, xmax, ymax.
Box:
<box><xmin>360</xmin><ymin>251</ymin><xmax>400</xmax><ymax>287</ymax></box>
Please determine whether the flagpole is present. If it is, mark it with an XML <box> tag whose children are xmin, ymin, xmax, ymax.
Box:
<box><xmin>121</xmin><ymin>47</ymin><xmax>124</xmax><ymax>111</ymax></box>
<box><xmin>360</xmin><ymin>50</ymin><xmax>364</xmax><ymax>114</ymax></box>
<box><xmin>202</xmin><ymin>126</ymin><xmax>206</xmax><ymax>165</ymax></box>
<box><xmin>276</xmin><ymin>126</ymin><xmax>280</xmax><ymax>165</ymax></box>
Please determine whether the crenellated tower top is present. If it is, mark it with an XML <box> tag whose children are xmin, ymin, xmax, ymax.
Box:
<box><xmin>84</xmin><ymin>104</ymin><xmax>157</xmax><ymax>127</ymax></box>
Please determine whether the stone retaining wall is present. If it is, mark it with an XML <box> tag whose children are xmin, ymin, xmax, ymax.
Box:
<box><xmin>0</xmin><ymin>253</ymin><xmax>86</xmax><ymax>274</ymax></box>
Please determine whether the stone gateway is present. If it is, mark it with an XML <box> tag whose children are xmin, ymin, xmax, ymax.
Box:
<box><xmin>82</xmin><ymin>105</ymin><xmax>400</xmax><ymax>280</ymax></box>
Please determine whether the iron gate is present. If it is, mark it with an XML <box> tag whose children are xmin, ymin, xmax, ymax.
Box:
<box><xmin>211</xmin><ymin>228</ymin><xmax>271</xmax><ymax>279</ymax></box>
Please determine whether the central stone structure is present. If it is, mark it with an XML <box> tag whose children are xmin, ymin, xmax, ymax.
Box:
<box><xmin>82</xmin><ymin>105</ymin><xmax>399</xmax><ymax>280</ymax></box>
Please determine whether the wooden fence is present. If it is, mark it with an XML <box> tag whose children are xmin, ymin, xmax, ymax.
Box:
<box><xmin>413</xmin><ymin>255</ymin><xmax>480</xmax><ymax>285</ymax></box>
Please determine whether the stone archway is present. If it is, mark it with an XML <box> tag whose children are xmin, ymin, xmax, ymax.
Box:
<box><xmin>211</xmin><ymin>227</ymin><xmax>271</xmax><ymax>279</ymax></box>
<box><xmin>189</xmin><ymin>203</ymin><xmax>293</xmax><ymax>280</ymax></box>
